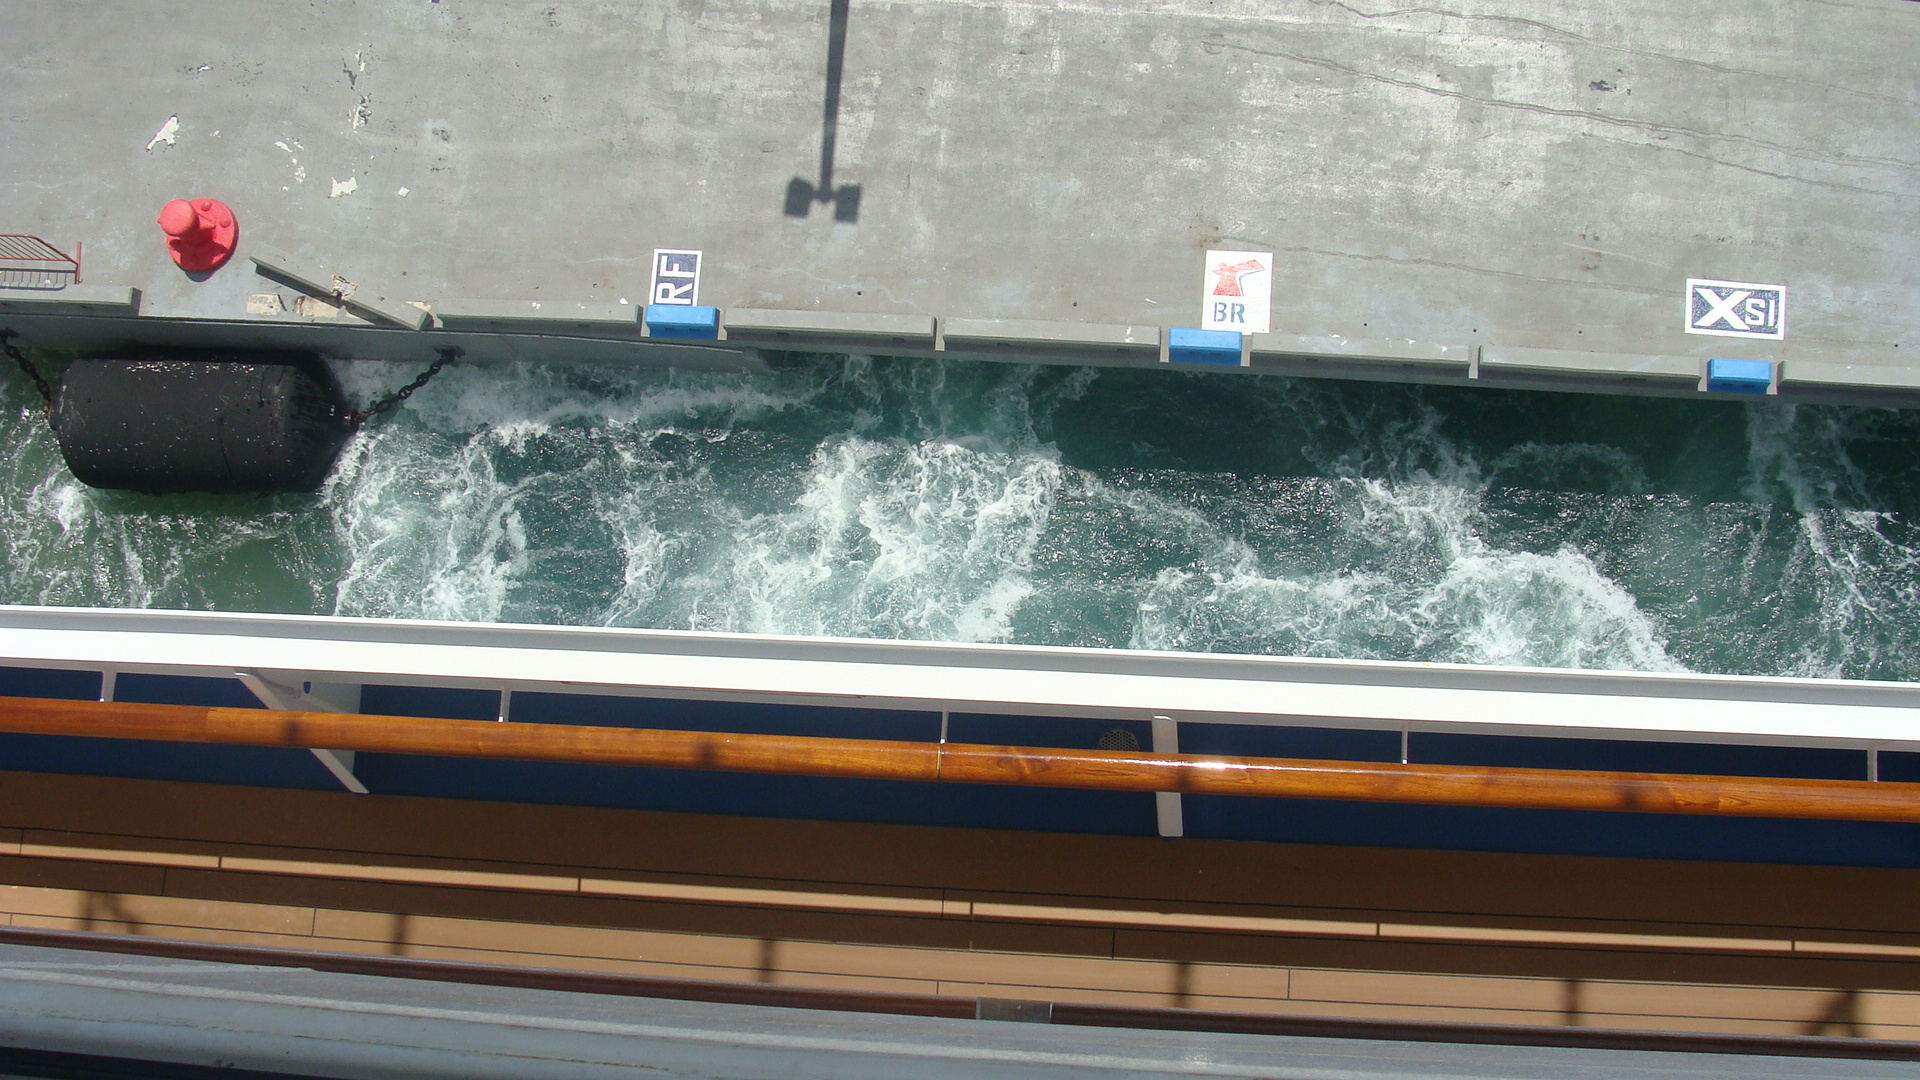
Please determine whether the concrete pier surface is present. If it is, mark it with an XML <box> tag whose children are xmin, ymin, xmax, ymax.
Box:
<box><xmin>1</xmin><ymin>0</ymin><xmax>1915</xmax><ymax>399</ymax></box>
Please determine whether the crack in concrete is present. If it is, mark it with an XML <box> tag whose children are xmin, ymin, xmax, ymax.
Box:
<box><xmin>1584</xmin><ymin>132</ymin><xmax>1917</xmax><ymax>202</ymax></box>
<box><xmin>1208</xmin><ymin>39</ymin><xmax>1920</xmax><ymax>182</ymax></box>
<box><xmin>1310</xmin><ymin>0</ymin><xmax>1917</xmax><ymax>109</ymax></box>
<box><xmin>1270</xmin><ymin>243</ymin><xmax>1669</xmax><ymax>296</ymax></box>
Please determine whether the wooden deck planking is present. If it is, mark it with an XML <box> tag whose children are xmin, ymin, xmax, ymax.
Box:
<box><xmin>2</xmin><ymin>770</ymin><xmax>1919</xmax><ymax>1038</ymax></box>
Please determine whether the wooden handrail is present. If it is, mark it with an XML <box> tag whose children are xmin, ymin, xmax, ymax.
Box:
<box><xmin>1</xmin><ymin>695</ymin><xmax>1915</xmax><ymax>822</ymax></box>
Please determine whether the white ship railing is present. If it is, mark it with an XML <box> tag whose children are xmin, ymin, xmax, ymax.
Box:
<box><xmin>2</xmin><ymin>605</ymin><xmax>1915</xmax><ymax>753</ymax></box>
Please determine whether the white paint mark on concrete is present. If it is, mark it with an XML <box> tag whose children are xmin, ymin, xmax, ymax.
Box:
<box><xmin>145</xmin><ymin>116</ymin><xmax>180</xmax><ymax>150</ymax></box>
<box><xmin>274</xmin><ymin>141</ymin><xmax>307</xmax><ymax>183</ymax></box>
<box><xmin>329</xmin><ymin>177</ymin><xmax>358</xmax><ymax>198</ymax></box>
<box><xmin>293</xmin><ymin>296</ymin><xmax>341</xmax><ymax>319</ymax></box>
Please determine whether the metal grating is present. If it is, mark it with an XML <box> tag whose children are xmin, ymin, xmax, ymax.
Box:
<box><xmin>0</xmin><ymin>234</ymin><xmax>80</xmax><ymax>289</ymax></box>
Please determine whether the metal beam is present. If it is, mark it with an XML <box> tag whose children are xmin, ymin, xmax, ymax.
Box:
<box><xmin>1150</xmin><ymin>715</ymin><xmax>1182</xmax><ymax>838</ymax></box>
<box><xmin>233</xmin><ymin>671</ymin><xmax>368</xmax><ymax>794</ymax></box>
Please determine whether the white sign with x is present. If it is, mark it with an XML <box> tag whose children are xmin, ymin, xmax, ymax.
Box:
<box><xmin>1685</xmin><ymin>278</ymin><xmax>1786</xmax><ymax>340</ymax></box>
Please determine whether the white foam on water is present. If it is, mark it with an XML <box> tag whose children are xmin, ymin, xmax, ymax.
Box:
<box><xmin>1739</xmin><ymin>403</ymin><xmax>1920</xmax><ymax>679</ymax></box>
<box><xmin>1112</xmin><ymin>390</ymin><xmax>1679</xmax><ymax>669</ymax></box>
<box><xmin>244</xmin><ymin>359</ymin><xmax>1689</xmax><ymax>667</ymax></box>
<box><xmin>324</xmin><ymin>360</ymin><xmax>824</xmax><ymax>623</ymax></box>
<box><xmin>1122</xmin><ymin>472</ymin><xmax>1681</xmax><ymax>670</ymax></box>
<box><xmin>1420</xmin><ymin>545</ymin><xmax>1682</xmax><ymax>670</ymax></box>
<box><xmin>0</xmin><ymin>390</ymin><xmax>331</xmax><ymax>612</ymax></box>
<box><xmin>599</xmin><ymin>505</ymin><xmax>681</xmax><ymax>628</ymax></box>
<box><xmin>330</xmin><ymin>424</ymin><xmax>531</xmax><ymax>622</ymax></box>
<box><xmin>9</xmin><ymin>355</ymin><xmax>1917</xmax><ymax>679</ymax></box>
<box><xmin>1</xmin><ymin>472</ymin><xmax>150</xmax><ymax>608</ymax></box>
<box><xmin>646</xmin><ymin>435</ymin><xmax>1064</xmax><ymax>642</ymax></box>
<box><xmin>588</xmin><ymin>357</ymin><xmax>1089</xmax><ymax>642</ymax></box>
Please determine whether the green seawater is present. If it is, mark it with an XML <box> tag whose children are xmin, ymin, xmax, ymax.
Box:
<box><xmin>5</xmin><ymin>353</ymin><xmax>1919</xmax><ymax>680</ymax></box>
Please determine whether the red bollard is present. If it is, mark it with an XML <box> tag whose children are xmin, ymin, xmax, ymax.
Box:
<box><xmin>157</xmin><ymin>197</ymin><xmax>238</xmax><ymax>272</ymax></box>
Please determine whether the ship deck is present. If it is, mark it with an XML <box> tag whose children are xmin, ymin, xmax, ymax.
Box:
<box><xmin>4</xmin><ymin>1</ymin><xmax>1920</xmax><ymax>1060</ymax></box>
<box><xmin>6</xmin><ymin>768</ymin><xmax>1920</xmax><ymax>1045</ymax></box>
<box><xmin>2</xmin><ymin>0</ymin><xmax>1916</xmax><ymax>401</ymax></box>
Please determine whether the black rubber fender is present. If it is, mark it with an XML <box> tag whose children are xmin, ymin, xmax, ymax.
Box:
<box><xmin>52</xmin><ymin>351</ymin><xmax>351</xmax><ymax>494</ymax></box>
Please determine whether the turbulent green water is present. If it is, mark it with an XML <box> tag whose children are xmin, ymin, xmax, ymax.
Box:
<box><xmin>6</xmin><ymin>353</ymin><xmax>1920</xmax><ymax>680</ymax></box>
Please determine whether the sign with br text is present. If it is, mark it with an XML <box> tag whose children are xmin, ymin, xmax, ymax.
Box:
<box><xmin>1200</xmin><ymin>250</ymin><xmax>1273</xmax><ymax>335</ymax></box>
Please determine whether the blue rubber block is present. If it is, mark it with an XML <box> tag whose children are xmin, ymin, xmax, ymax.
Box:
<box><xmin>644</xmin><ymin>304</ymin><xmax>720</xmax><ymax>339</ymax></box>
<box><xmin>1706</xmin><ymin>357</ymin><xmax>1773</xmax><ymax>394</ymax></box>
<box><xmin>1167</xmin><ymin>327</ymin><xmax>1243</xmax><ymax>366</ymax></box>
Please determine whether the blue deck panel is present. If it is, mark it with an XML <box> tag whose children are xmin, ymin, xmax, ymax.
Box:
<box><xmin>507</xmin><ymin>690</ymin><xmax>941</xmax><ymax>740</ymax></box>
<box><xmin>355</xmin><ymin>695</ymin><xmax>1157</xmax><ymax>836</ymax></box>
<box><xmin>1181</xmin><ymin>795</ymin><xmax>1920</xmax><ymax>867</ymax></box>
<box><xmin>1409</xmin><ymin>731</ymin><xmax>1869</xmax><ymax>781</ymax></box>
<box><xmin>0</xmin><ymin>669</ymin><xmax>346</xmax><ymax>791</ymax></box>
<box><xmin>1174</xmin><ymin>721</ymin><xmax>1920</xmax><ymax>866</ymax></box>
<box><xmin>0</xmin><ymin>667</ymin><xmax>101</xmax><ymax>701</ymax></box>
<box><xmin>1178</xmin><ymin>722</ymin><xmax>1400</xmax><ymax>763</ymax></box>
<box><xmin>1883</xmin><ymin>753</ymin><xmax>1920</xmax><ymax>783</ymax></box>
<box><xmin>360</xmin><ymin>684</ymin><xmax>501</xmax><ymax>722</ymax></box>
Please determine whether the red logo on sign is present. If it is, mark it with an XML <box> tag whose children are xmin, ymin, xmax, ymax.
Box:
<box><xmin>1211</xmin><ymin>259</ymin><xmax>1265</xmax><ymax>297</ymax></box>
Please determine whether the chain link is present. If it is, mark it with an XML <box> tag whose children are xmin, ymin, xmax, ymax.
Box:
<box><xmin>349</xmin><ymin>347</ymin><xmax>461</xmax><ymax>427</ymax></box>
<box><xmin>1</xmin><ymin>330</ymin><xmax>55</xmax><ymax>421</ymax></box>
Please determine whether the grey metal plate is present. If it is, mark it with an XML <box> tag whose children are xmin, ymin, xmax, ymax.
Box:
<box><xmin>0</xmin><ymin>942</ymin><xmax>1910</xmax><ymax>1080</ymax></box>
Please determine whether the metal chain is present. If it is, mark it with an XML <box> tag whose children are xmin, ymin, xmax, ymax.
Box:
<box><xmin>0</xmin><ymin>330</ymin><xmax>55</xmax><ymax>421</ymax></box>
<box><xmin>349</xmin><ymin>347</ymin><xmax>461</xmax><ymax>427</ymax></box>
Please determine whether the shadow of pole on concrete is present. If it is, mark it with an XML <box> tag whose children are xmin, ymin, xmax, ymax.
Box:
<box><xmin>785</xmin><ymin>0</ymin><xmax>861</xmax><ymax>223</ymax></box>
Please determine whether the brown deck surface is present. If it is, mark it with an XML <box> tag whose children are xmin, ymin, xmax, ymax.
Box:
<box><xmin>3</xmin><ymin>769</ymin><xmax>1918</xmax><ymax>1039</ymax></box>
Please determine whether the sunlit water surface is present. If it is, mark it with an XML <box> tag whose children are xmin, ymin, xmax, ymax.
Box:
<box><xmin>6</xmin><ymin>353</ymin><xmax>1919</xmax><ymax>680</ymax></box>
